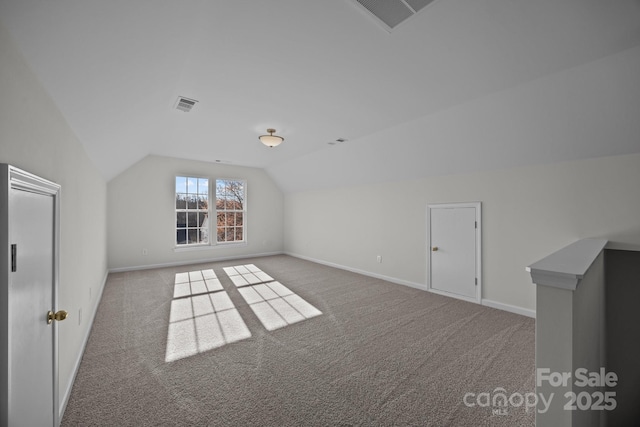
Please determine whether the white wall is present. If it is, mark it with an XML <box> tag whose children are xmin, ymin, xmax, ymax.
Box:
<box><xmin>0</xmin><ymin>22</ymin><xmax>108</xmax><ymax>413</ymax></box>
<box><xmin>268</xmin><ymin>44</ymin><xmax>640</xmax><ymax>193</ymax></box>
<box><xmin>107</xmin><ymin>155</ymin><xmax>284</xmax><ymax>270</ymax></box>
<box><xmin>279</xmin><ymin>42</ymin><xmax>640</xmax><ymax>316</ymax></box>
<box><xmin>284</xmin><ymin>153</ymin><xmax>640</xmax><ymax>313</ymax></box>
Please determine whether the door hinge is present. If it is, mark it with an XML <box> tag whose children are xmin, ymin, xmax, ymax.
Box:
<box><xmin>475</xmin><ymin>278</ymin><xmax>478</xmax><ymax>286</ymax></box>
<box><xmin>475</xmin><ymin>221</ymin><xmax>477</xmax><ymax>229</ymax></box>
<box><xmin>11</xmin><ymin>244</ymin><xmax>17</xmax><ymax>272</ymax></box>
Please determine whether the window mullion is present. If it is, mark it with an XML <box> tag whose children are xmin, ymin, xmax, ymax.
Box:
<box><xmin>209</xmin><ymin>180</ymin><xmax>213</xmax><ymax>246</ymax></box>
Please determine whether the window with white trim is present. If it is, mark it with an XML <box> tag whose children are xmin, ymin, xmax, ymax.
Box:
<box><xmin>215</xmin><ymin>179</ymin><xmax>246</xmax><ymax>243</ymax></box>
<box><xmin>176</xmin><ymin>176</ymin><xmax>210</xmax><ymax>245</ymax></box>
<box><xmin>175</xmin><ymin>176</ymin><xmax>246</xmax><ymax>246</ymax></box>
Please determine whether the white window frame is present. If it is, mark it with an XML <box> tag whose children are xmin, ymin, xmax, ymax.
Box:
<box><xmin>175</xmin><ymin>176</ymin><xmax>211</xmax><ymax>247</ymax></box>
<box><xmin>174</xmin><ymin>176</ymin><xmax>247</xmax><ymax>249</ymax></box>
<box><xmin>215</xmin><ymin>178</ymin><xmax>247</xmax><ymax>244</ymax></box>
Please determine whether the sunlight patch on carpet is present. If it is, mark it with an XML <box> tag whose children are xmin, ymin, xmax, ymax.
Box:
<box><xmin>165</xmin><ymin>269</ymin><xmax>251</xmax><ymax>362</ymax></box>
<box><xmin>173</xmin><ymin>269</ymin><xmax>223</xmax><ymax>297</ymax></box>
<box><xmin>227</xmin><ymin>265</ymin><xmax>322</xmax><ymax>331</ymax></box>
<box><xmin>223</xmin><ymin>264</ymin><xmax>273</xmax><ymax>287</ymax></box>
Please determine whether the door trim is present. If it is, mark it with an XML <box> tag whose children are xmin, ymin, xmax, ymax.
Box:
<box><xmin>1</xmin><ymin>164</ymin><xmax>61</xmax><ymax>426</ymax></box>
<box><xmin>426</xmin><ymin>202</ymin><xmax>482</xmax><ymax>304</ymax></box>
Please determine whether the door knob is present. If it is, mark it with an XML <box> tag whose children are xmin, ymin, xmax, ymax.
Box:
<box><xmin>432</xmin><ymin>246</ymin><xmax>439</xmax><ymax>251</ymax></box>
<box><xmin>47</xmin><ymin>310</ymin><xmax>68</xmax><ymax>324</ymax></box>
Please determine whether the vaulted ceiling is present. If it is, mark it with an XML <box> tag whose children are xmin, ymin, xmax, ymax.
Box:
<box><xmin>2</xmin><ymin>0</ymin><xmax>640</xmax><ymax>192</ymax></box>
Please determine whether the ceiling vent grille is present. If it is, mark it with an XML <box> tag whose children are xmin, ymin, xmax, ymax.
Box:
<box><xmin>351</xmin><ymin>0</ymin><xmax>437</xmax><ymax>31</ymax></box>
<box><xmin>174</xmin><ymin>96</ymin><xmax>198</xmax><ymax>112</ymax></box>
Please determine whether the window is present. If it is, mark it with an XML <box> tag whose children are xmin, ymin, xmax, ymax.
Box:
<box><xmin>216</xmin><ymin>179</ymin><xmax>245</xmax><ymax>243</ymax></box>
<box><xmin>175</xmin><ymin>176</ymin><xmax>246</xmax><ymax>247</ymax></box>
<box><xmin>176</xmin><ymin>177</ymin><xmax>209</xmax><ymax>245</ymax></box>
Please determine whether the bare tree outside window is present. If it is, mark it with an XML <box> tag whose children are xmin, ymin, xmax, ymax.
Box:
<box><xmin>216</xmin><ymin>179</ymin><xmax>245</xmax><ymax>243</ymax></box>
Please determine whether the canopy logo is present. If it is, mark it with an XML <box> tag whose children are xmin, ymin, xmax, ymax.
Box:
<box><xmin>463</xmin><ymin>389</ymin><xmax>548</xmax><ymax>416</ymax></box>
<box><xmin>463</xmin><ymin>368</ymin><xmax>618</xmax><ymax>417</ymax></box>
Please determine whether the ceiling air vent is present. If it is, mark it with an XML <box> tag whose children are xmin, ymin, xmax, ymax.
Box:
<box><xmin>350</xmin><ymin>0</ymin><xmax>438</xmax><ymax>31</ymax></box>
<box><xmin>174</xmin><ymin>96</ymin><xmax>198</xmax><ymax>112</ymax></box>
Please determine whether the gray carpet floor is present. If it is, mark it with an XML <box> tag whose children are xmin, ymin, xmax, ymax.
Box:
<box><xmin>62</xmin><ymin>255</ymin><xmax>535</xmax><ymax>426</ymax></box>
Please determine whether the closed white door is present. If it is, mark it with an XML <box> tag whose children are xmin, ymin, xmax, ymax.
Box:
<box><xmin>8</xmin><ymin>187</ymin><xmax>56</xmax><ymax>426</ymax></box>
<box><xmin>428</xmin><ymin>203</ymin><xmax>480</xmax><ymax>302</ymax></box>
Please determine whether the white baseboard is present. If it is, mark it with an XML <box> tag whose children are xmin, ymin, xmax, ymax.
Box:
<box><xmin>59</xmin><ymin>269</ymin><xmax>109</xmax><ymax>420</ymax></box>
<box><xmin>286</xmin><ymin>252</ymin><xmax>536</xmax><ymax>318</ymax></box>
<box><xmin>109</xmin><ymin>251</ymin><xmax>284</xmax><ymax>273</ymax></box>
<box><xmin>286</xmin><ymin>252</ymin><xmax>428</xmax><ymax>291</ymax></box>
<box><xmin>425</xmin><ymin>286</ymin><xmax>480</xmax><ymax>304</ymax></box>
<box><xmin>481</xmin><ymin>298</ymin><xmax>536</xmax><ymax>318</ymax></box>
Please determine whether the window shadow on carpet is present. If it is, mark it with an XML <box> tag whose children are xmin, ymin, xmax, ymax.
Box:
<box><xmin>225</xmin><ymin>264</ymin><xmax>322</xmax><ymax>331</ymax></box>
<box><xmin>165</xmin><ymin>265</ymin><xmax>322</xmax><ymax>362</ymax></box>
<box><xmin>165</xmin><ymin>269</ymin><xmax>251</xmax><ymax>362</ymax></box>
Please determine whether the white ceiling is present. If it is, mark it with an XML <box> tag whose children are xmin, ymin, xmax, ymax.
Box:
<box><xmin>2</xmin><ymin>0</ymin><xmax>640</xmax><ymax>190</ymax></box>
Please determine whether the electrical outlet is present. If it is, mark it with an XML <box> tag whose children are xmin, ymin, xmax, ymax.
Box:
<box><xmin>142</xmin><ymin>248</ymin><xmax>148</xmax><ymax>256</ymax></box>
<box><xmin>377</xmin><ymin>255</ymin><xmax>382</xmax><ymax>263</ymax></box>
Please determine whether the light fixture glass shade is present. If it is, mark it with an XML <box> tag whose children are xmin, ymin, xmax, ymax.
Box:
<box><xmin>259</xmin><ymin>129</ymin><xmax>284</xmax><ymax>147</ymax></box>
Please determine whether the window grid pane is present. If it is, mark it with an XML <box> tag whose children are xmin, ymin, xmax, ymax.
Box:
<box><xmin>176</xmin><ymin>176</ymin><xmax>211</xmax><ymax>246</ymax></box>
<box><xmin>198</xmin><ymin>178</ymin><xmax>209</xmax><ymax>195</ymax></box>
<box><xmin>215</xmin><ymin>179</ymin><xmax>246</xmax><ymax>243</ymax></box>
<box><xmin>176</xmin><ymin>177</ymin><xmax>244</xmax><ymax>246</ymax></box>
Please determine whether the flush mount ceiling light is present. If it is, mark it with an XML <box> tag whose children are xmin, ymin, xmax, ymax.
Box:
<box><xmin>259</xmin><ymin>128</ymin><xmax>284</xmax><ymax>148</ymax></box>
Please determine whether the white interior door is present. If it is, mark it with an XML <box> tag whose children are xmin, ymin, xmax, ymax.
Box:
<box><xmin>428</xmin><ymin>203</ymin><xmax>481</xmax><ymax>302</ymax></box>
<box><xmin>9</xmin><ymin>187</ymin><xmax>56</xmax><ymax>426</ymax></box>
<box><xmin>2</xmin><ymin>165</ymin><xmax>62</xmax><ymax>427</ymax></box>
